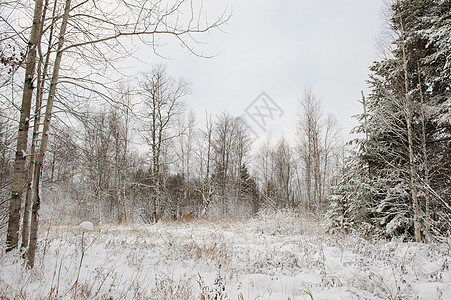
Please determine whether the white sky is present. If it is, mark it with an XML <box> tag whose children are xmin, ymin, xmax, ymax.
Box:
<box><xmin>132</xmin><ymin>0</ymin><xmax>385</xmax><ymax>145</ymax></box>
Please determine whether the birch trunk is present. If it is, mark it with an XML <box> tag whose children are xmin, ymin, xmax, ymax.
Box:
<box><xmin>200</xmin><ymin>116</ymin><xmax>213</xmax><ymax>218</ymax></box>
<box><xmin>6</xmin><ymin>0</ymin><xmax>44</xmax><ymax>252</ymax></box>
<box><xmin>27</xmin><ymin>0</ymin><xmax>73</xmax><ymax>268</ymax></box>
<box><xmin>21</xmin><ymin>0</ymin><xmax>54</xmax><ymax>252</ymax></box>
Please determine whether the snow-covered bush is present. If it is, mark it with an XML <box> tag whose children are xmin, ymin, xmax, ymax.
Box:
<box><xmin>251</xmin><ymin>208</ymin><xmax>309</xmax><ymax>236</ymax></box>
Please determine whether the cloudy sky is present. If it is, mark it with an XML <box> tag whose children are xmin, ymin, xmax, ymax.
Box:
<box><xmin>134</xmin><ymin>0</ymin><xmax>385</xmax><ymax>145</ymax></box>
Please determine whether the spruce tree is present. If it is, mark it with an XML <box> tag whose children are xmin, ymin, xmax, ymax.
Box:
<box><xmin>328</xmin><ymin>0</ymin><xmax>450</xmax><ymax>240</ymax></box>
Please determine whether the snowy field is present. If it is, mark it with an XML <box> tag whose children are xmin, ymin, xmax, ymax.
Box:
<box><xmin>1</xmin><ymin>210</ymin><xmax>450</xmax><ymax>299</ymax></box>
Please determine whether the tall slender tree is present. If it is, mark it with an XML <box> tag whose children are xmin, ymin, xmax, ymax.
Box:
<box><xmin>6</xmin><ymin>0</ymin><xmax>44</xmax><ymax>253</ymax></box>
<box><xmin>297</xmin><ymin>87</ymin><xmax>340</xmax><ymax>214</ymax></box>
<box><xmin>139</xmin><ymin>65</ymin><xmax>189</xmax><ymax>222</ymax></box>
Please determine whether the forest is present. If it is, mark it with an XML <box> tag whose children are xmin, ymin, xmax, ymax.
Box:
<box><xmin>0</xmin><ymin>0</ymin><xmax>450</xmax><ymax>294</ymax></box>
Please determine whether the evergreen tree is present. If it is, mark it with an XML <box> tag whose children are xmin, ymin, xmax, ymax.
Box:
<box><xmin>328</xmin><ymin>0</ymin><xmax>450</xmax><ymax>240</ymax></box>
<box><xmin>326</xmin><ymin>151</ymin><xmax>374</xmax><ymax>234</ymax></box>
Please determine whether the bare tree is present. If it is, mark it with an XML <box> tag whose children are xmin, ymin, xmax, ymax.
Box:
<box><xmin>5</xmin><ymin>0</ymin><xmax>228</xmax><ymax>259</ymax></box>
<box><xmin>210</xmin><ymin>113</ymin><xmax>252</xmax><ymax>216</ymax></box>
<box><xmin>296</xmin><ymin>87</ymin><xmax>341</xmax><ymax>215</ymax></box>
<box><xmin>112</xmin><ymin>86</ymin><xmax>134</xmax><ymax>224</ymax></box>
<box><xmin>175</xmin><ymin>110</ymin><xmax>196</xmax><ymax>180</ymax></box>
<box><xmin>6</xmin><ymin>0</ymin><xmax>44</xmax><ymax>253</ymax></box>
<box><xmin>81</xmin><ymin>112</ymin><xmax>114</xmax><ymax>224</ymax></box>
<box><xmin>139</xmin><ymin>65</ymin><xmax>189</xmax><ymax>222</ymax></box>
<box><xmin>297</xmin><ymin>87</ymin><xmax>321</xmax><ymax>213</ymax></box>
<box><xmin>0</xmin><ymin>115</ymin><xmax>15</xmax><ymax>233</ymax></box>
<box><xmin>271</xmin><ymin>137</ymin><xmax>294</xmax><ymax>208</ymax></box>
<box><xmin>44</xmin><ymin>121</ymin><xmax>79</xmax><ymax>183</ymax></box>
<box><xmin>198</xmin><ymin>114</ymin><xmax>214</xmax><ymax>217</ymax></box>
<box><xmin>0</xmin><ymin>0</ymin><xmax>27</xmax><ymax>88</ymax></box>
<box><xmin>321</xmin><ymin>114</ymin><xmax>341</xmax><ymax>203</ymax></box>
<box><xmin>21</xmin><ymin>0</ymin><xmax>56</xmax><ymax>253</ymax></box>
<box><xmin>233</xmin><ymin>116</ymin><xmax>252</xmax><ymax>207</ymax></box>
<box><xmin>27</xmin><ymin>0</ymin><xmax>72</xmax><ymax>268</ymax></box>
<box><xmin>212</xmin><ymin>112</ymin><xmax>237</xmax><ymax>215</ymax></box>
<box><xmin>255</xmin><ymin>137</ymin><xmax>276</xmax><ymax>210</ymax></box>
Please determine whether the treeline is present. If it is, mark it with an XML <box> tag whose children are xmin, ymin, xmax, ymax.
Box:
<box><xmin>1</xmin><ymin>66</ymin><xmax>342</xmax><ymax>227</ymax></box>
<box><xmin>1</xmin><ymin>0</ymin><xmax>449</xmax><ymax>271</ymax></box>
<box><xmin>0</xmin><ymin>0</ymin><xmax>230</xmax><ymax>267</ymax></box>
<box><xmin>328</xmin><ymin>0</ymin><xmax>450</xmax><ymax>242</ymax></box>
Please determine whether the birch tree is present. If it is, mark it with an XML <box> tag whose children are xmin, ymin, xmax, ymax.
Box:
<box><xmin>296</xmin><ymin>88</ymin><xmax>341</xmax><ymax>215</ymax></box>
<box><xmin>255</xmin><ymin>137</ymin><xmax>275</xmax><ymax>209</ymax></box>
<box><xmin>6</xmin><ymin>0</ymin><xmax>44</xmax><ymax>253</ymax></box>
<box><xmin>198</xmin><ymin>114</ymin><xmax>214</xmax><ymax>217</ymax></box>
<box><xmin>297</xmin><ymin>88</ymin><xmax>322</xmax><ymax>213</ymax></box>
<box><xmin>139</xmin><ymin>65</ymin><xmax>189</xmax><ymax>222</ymax></box>
<box><xmin>27</xmin><ymin>0</ymin><xmax>72</xmax><ymax>267</ymax></box>
<box><xmin>271</xmin><ymin>137</ymin><xmax>294</xmax><ymax>208</ymax></box>
<box><xmin>5</xmin><ymin>0</ymin><xmax>229</xmax><ymax>262</ymax></box>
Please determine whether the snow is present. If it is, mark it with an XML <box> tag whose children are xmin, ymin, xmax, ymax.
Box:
<box><xmin>1</xmin><ymin>211</ymin><xmax>450</xmax><ymax>299</ymax></box>
<box><xmin>78</xmin><ymin>221</ymin><xmax>93</xmax><ymax>232</ymax></box>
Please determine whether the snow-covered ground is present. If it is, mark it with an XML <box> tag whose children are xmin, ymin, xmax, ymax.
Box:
<box><xmin>1</xmin><ymin>210</ymin><xmax>450</xmax><ymax>299</ymax></box>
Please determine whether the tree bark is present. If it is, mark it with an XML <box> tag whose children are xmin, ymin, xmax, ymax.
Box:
<box><xmin>200</xmin><ymin>115</ymin><xmax>213</xmax><ymax>218</ymax></box>
<box><xmin>21</xmin><ymin>0</ymin><xmax>54</xmax><ymax>252</ymax></box>
<box><xmin>27</xmin><ymin>0</ymin><xmax>73</xmax><ymax>268</ymax></box>
<box><xmin>416</xmin><ymin>52</ymin><xmax>430</xmax><ymax>243</ymax></box>
<box><xmin>398</xmin><ymin>4</ymin><xmax>422</xmax><ymax>242</ymax></box>
<box><xmin>6</xmin><ymin>0</ymin><xmax>44</xmax><ymax>253</ymax></box>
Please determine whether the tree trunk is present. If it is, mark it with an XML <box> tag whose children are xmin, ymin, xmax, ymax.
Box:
<box><xmin>201</xmin><ymin>116</ymin><xmax>213</xmax><ymax>218</ymax></box>
<box><xmin>27</xmin><ymin>0</ymin><xmax>72</xmax><ymax>268</ymax></box>
<box><xmin>448</xmin><ymin>140</ymin><xmax>451</xmax><ymax>197</ymax></box>
<box><xmin>21</xmin><ymin>0</ymin><xmax>55</xmax><ymax>247</ymax></box>
<box><xmin>313</xmin><ymin>133</ymin><xmax>321</xmax><ymax>214</ymax></box>
<box><xmin>361</xmin><ymin>91</ymin><xmax>371</xmax><ymax>177</ymax></box>
<box><xmin>416</xmin><ymin>53</ymin><xmax>430</xmax><ymax>243</ymax></box>
<box><xmin>22</xmin><ymin>71</ymin><xmax>45</xmax><ymax>251</ymax></box>
<box><xmin>122</xmin><ymin>96</ymin><xmax>130</xmax><ymax>224</ymax></box>
<box><xmin>398</xmin><ymin>5</ymin><xmax>422</xmax><ymax>242</ymax></box>
<box><xmin>6</xmin><ymin>0</ymin><xmax>44</xmax><ymax>253</ymax></box>
<box><xmin>305</xmin><ymin>143</ymin><xmax>312</xmax><ymax>212</ymax></box>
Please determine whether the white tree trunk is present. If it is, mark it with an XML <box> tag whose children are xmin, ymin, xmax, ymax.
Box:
<box><xmin>27</xmin><ymin>0</ymin><xmax>72</xmax><ymax>268</ymax></box>
<box><xmin>21</xmin><ymin>0</ymin><xmax>54</xmax><ymax>252</ymax></box>
<box><xmin>6</xmin><ymin>0</ymin><xmax>44</xmax><ymax>253</ymax></box>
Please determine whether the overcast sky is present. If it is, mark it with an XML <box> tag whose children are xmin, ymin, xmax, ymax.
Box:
<box><xmin>134</xmin><ymin>0</ymin><xmax>385</xmax><ymax>145</ymax></box>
